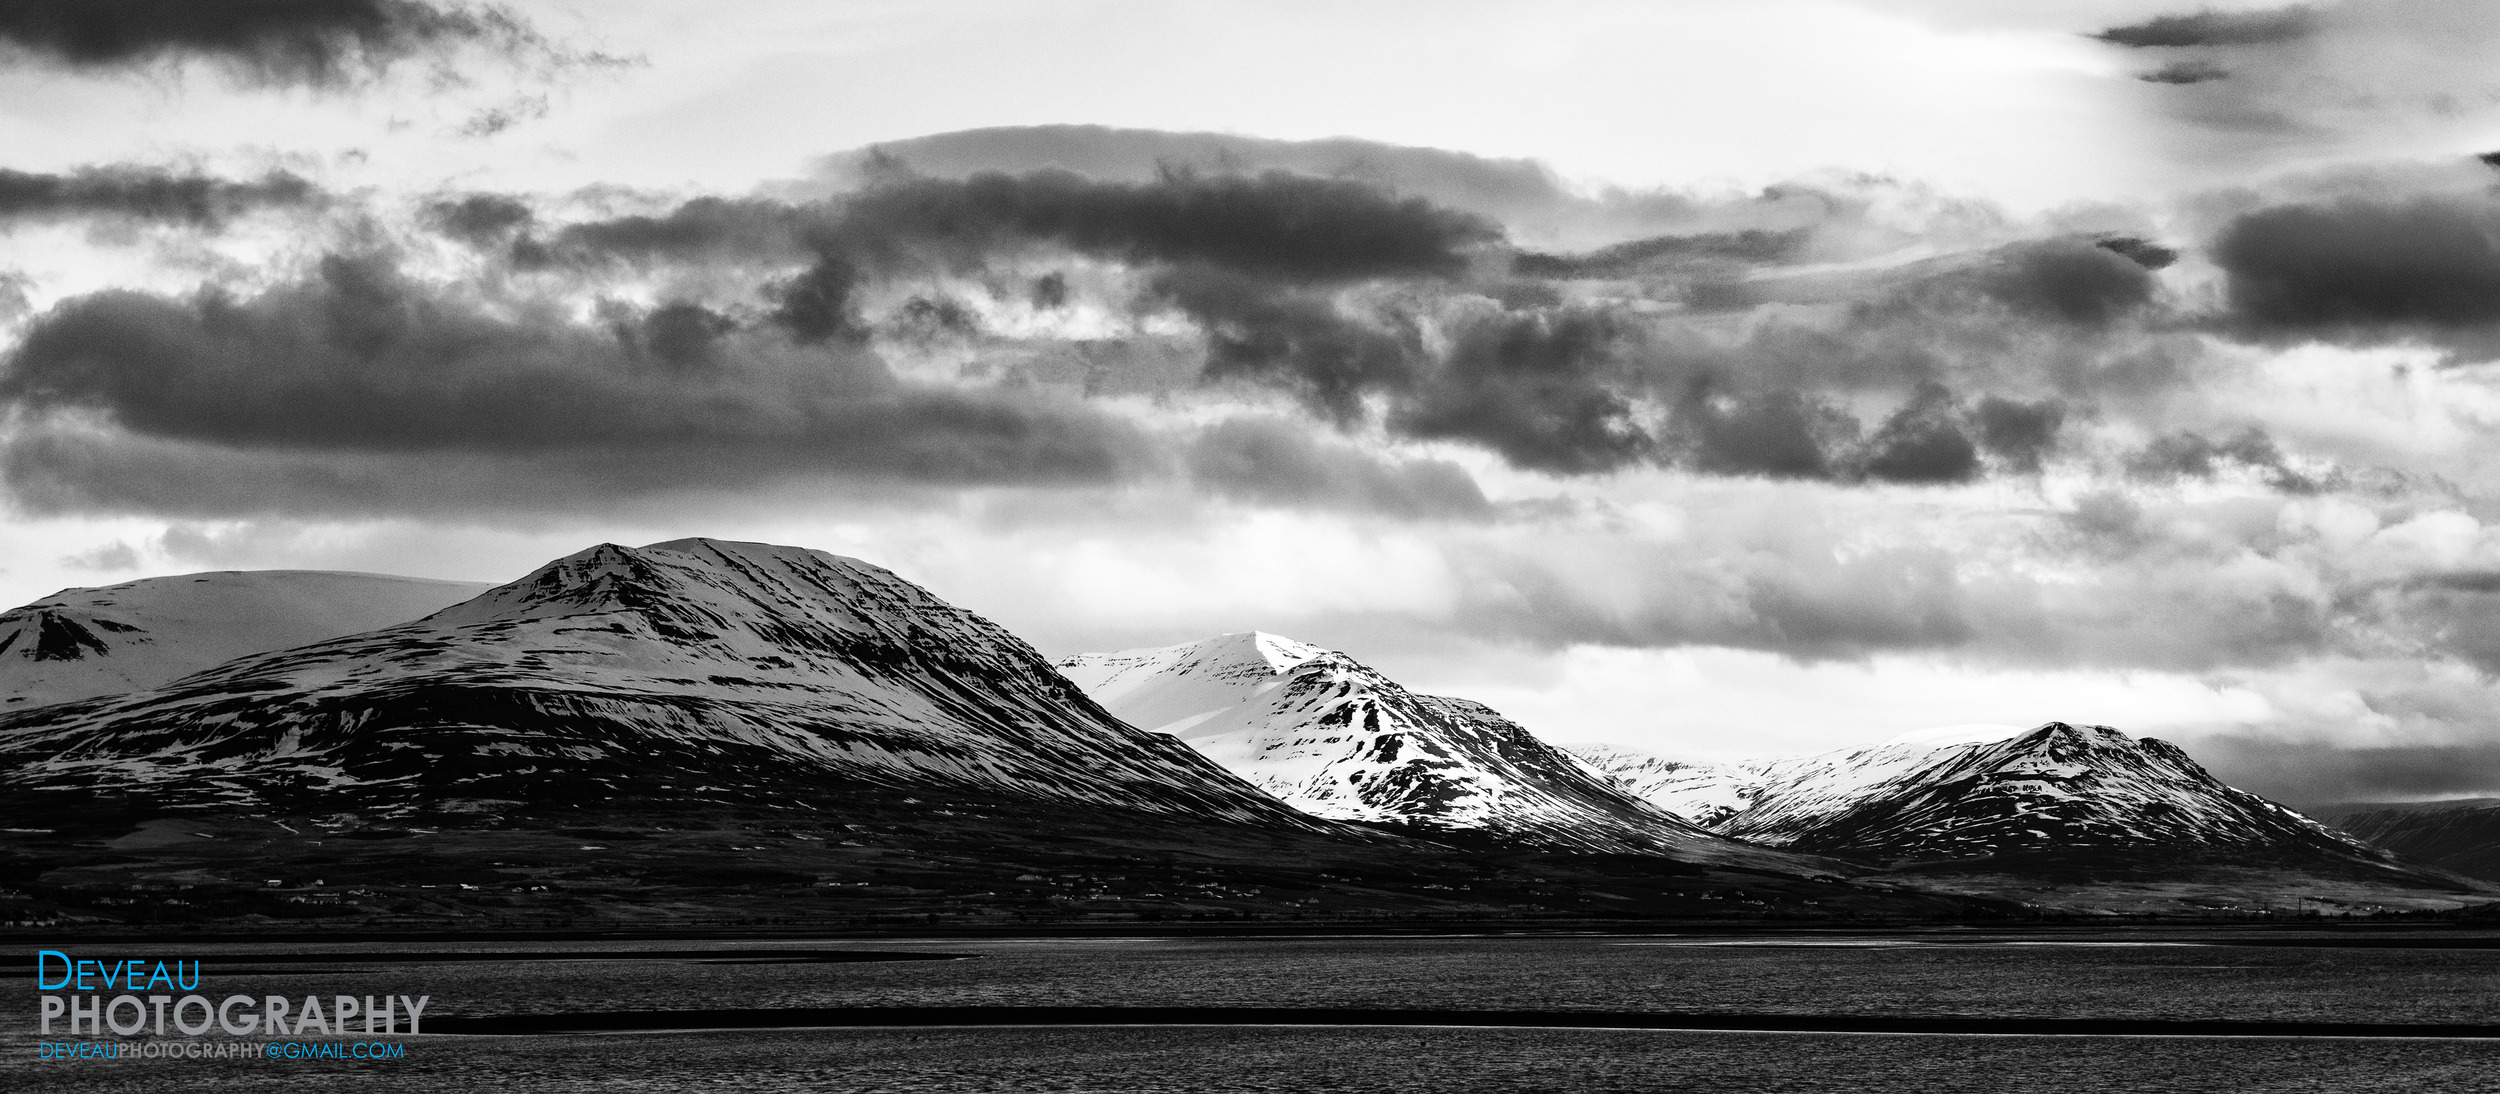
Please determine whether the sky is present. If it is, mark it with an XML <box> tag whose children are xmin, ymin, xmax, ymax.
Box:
<box><xmin>6</xmin><ymin>0</ymin><xmax>2500</xmax><ymax>805</ymax></box>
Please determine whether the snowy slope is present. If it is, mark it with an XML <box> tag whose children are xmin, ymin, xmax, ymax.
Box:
<box><xmin>1565</xmin><ymin>744</ymin><xmax>1762</xmax><ymax>828</ymax></box>
<box><xmin>1059</xmin><ymin>633</ymin><xmax>1806</xmax><ymax>863</ymax></box>
<box><xmin>1575</xmin><ymin>724</ymin><xmax>2388</xmax><ymax>865</ymax></box>
<box><xmin>0</xmin><ymin>571</ymin><xmax>492</xmax><ymax>710</ymax></box>
<box><xmin>0</xmin><ymin>540</ymin><xmax>1322</xmax><ymax>828</ymax></box>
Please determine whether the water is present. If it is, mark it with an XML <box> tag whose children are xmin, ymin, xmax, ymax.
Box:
<box><xmin>11</xmin><ymin>932</ymin><xmax>2500</xmax><ymax>1091</ymax></box>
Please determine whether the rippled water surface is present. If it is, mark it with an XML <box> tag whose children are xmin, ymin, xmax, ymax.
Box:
<box><xmin>11</xmin><ymin>932</ymin><xmax>2500</xmax><ymax>1091</ymax></box>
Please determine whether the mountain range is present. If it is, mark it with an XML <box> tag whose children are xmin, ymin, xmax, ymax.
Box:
<box><xmin>0</xmin><ymin>570</ymin><xmax>491</xmax><ymax>710</ymax></box>
<box><xmin>0</xmin><ymin>539</ymin><xmax>1317</xmax><ymax>826</ymax></box>
<box><xmin>0</xmin><ymin>539</ymin><xmax>1967</xmax><ymax>929</ymax></box>
<box><xmin>0</xmin><ymin>540</ymin><xmax>2484</xmax><ymax>926</ymax></box>
<box><xmin>1056</xmin><ymin>633</ymin><xmax>1798</xmax><ymax>868</ymax></box>
<box><xmin>1571</xmin><ymin>725</ymin><xmax>2461</xmax><ymax>905</ymax></box>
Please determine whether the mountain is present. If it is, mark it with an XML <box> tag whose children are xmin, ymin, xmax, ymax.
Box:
<box><xmin>1570</xmin><ymin>724</ymin><xmax>2483</xmax><ymax>910</ymax></box>
<box><xmin>1564</xmin><ymin>744</ymin><xmax>1761</xmax><ymax>828</ymax></box>
<box><xmin>0</xmin><ymin>570</ymin><xmax>492</xmax><ymax>710</ymax></box>
<box><xmin>1056</xmin><ymin>632</ymin><xmax>1798</xmax><ymax>864</ymax></box>
<box><xmin>1578</xmin><ymin>723</ymin><xmax>2408</xmax><ymax>865</ymax></box>
<box><xmin>2312</xmin><ymin>799</ymin><xmax>2500</xmax><ymax>883</ymax></box>
<box><xmin>0</xmin><ymin>543</ymin><xmax>1998</xmax><ymax>929</ymax></box>
<box><xmin>0</xmin><ymin>539</ymin><xmax>1320</xmax><ymax>828</ymax></box>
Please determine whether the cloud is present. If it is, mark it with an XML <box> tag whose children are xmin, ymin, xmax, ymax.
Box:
<box><xmin>1444</xmin><ymin>531</ymin><xmax>1981</xmax><ymax>661</ymax></box>
<box><xmin>2191</xmin><ymin>734</ymin><xmax>2500</xmax><ymax>805</ymax></box>
<box><xmin>1970</xmin><ymin>395</ymin><xmax>2065</xmax><ymax>473</ymax></box>
<box><xmin>2213</xmin><ymin>194</ymin><xmax>2500</xmax><ymax>338</ymax></box>
<box><xmin>2088</xmin><ymin>3</ymin><xmax>2500</xmax><ymax>173</ymax></box>
<box><xmin>832</xmin><ymin>168</ymin><xmax>1500</xmax><ymax>283</ymax></box>
<box><xmin>0</xmin><ymin>165</ymin><xmax>321</xmax><ymax>227</ymax></box>
<box><xmin>0</xmin><ymin>252</ymin><xmax>1159</xmax><ymax>498</ymax></box>
<box><xmin>59</xmin><ymin>540</ymin><xmax>139</xmax><ymax>570</ymax></box>
<box><xmin>1184</xmin><ymin>417</ymin><xmax>1491</xmax><ymax>519</ymax></box>
<box><xmin>1158</xmin><ymin>268</ymin><xmax>1417</xmax><ymax>422</ymax></box>
<box><xmin>1861</xmin><ymin>383</ymin><xmax>1980</xmax><ymax>484</ymax></box>
<box><xmin>817</xmin><ymin>125</ymin><xmax>1620</xmax><ymax>250</ymax></box>
<box><xmin>1511</xmin><ymin>229</ymin><xmax>1810</xmax><ymax>279</ymax></box>
<box><xmin>2093</xmin><ymin>7</ymin><xmax>2318</xmax><ymax>49</ymax></box>
<box><xmin>0</xmin><ymin>0</ymin><xmax>545</xmax><ymax>88</ymax></box>
<box><xmin>2125</xmin><ymin>426</ymin><xmax>2316</xmax><ymax>491</ymax></box>
<box><xmin>0</xmin><ymin>271</ymin><xmax>29</xmax><ymax>322</ymax></box>
<box><xmin>1671</xmin><ymin>386</ymin><xmax>1850</xmax><ymax>480</ymax></box>
<box><xmin>1970</xmin><ymin>238</ymin><xmax>2161</xmax><ymax>325</ymax></box>
<box><xmin>419</xmin><ymin>191</ymin><xmax>533</xmax><ymax>245</ymax></box>
<box><xmin>2093</xmin><ymin>236</ymin><xmax>2180</xmax><ymax>270</ymax></box>
<box><xmin>0</xmin><ymin>244</ymin><xmax>1522</xmax><ymax>520</ymax></box>
<box><xmin>1394</xmin><ymin>309</ymin><xmax>1654</xmax><ymax>475</ymax></box>
<box><xmin>522</xmin><ymin>196</ymin><xmax>817</xmax><ymax>267</ymax></box>
<box><xmin>2138</xmin><ymin>59</ymin><xmax>2234</xmax><ymax>84</ymax></box>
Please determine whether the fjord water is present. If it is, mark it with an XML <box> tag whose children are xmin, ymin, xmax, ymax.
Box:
<box><xmin>11</xmin><ymin>933</ymin><xmax>2499</xmax><ymax>1092</ymax></box>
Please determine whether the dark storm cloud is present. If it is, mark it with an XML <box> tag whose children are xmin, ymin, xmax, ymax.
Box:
<box><xmin>0</xmin><ymin>165</ymin><xmax>320</xmax><ymax>227</ymax></box>
<box><xmin>2092</xmin><ymin>236</ymin><xmax>2179</xmax><ymax>270</ymax></box>
<box><xmin>1160</xmin><ymin>272</ymin><xmax>1661</xmax><ymax>475</ymax></box>
<box><xmin>2092</xmin><ymin>6</ymin><xmax>2317</xmax><ymax>48</ymax></box>
<box><xmin>1158</xmin><ymin>268</ymin><xmax>1417</xmax><ymax>422</ymax></box>
<box><xmin>1394</xmin><ymin>310</ymin><xmax>1653</xmax><ymax>475</ymax></box>
<box><xmin>1186</xmin><ymin>417</ymin><xmax>1491</xmax><ymax>519</ymax></box>
<box><xmin>2188</xmin><ymin>735</ymin><xmax>2500</xmax><ymax>806</ymax></box>
<box><xmin>769</xmin><ymin>252</ymin><xmax>867</xmax><ymax>345</ymax></box>
<box><xmin>419</xmin><ymin>191</ymin><xmax>532</xmax><ymax>244</ymax></box>
<box><xmin>528</xmin><ymin>197</ymin><xmax>818</xmax><ymax>267</ymax></box>
<box><xmin>1970</xmin><ymin>238</ymin><xmax>2160</xmax><ymax>325</ymax></box>
<box><xmin>834</xmin><ymin>169</ymin><xmax>1498</xmax><ymax>282</ymax></box>
<box><xmin>1157</xmin><ymin>240</ymin><xmax>2139</xmax><ymax>483</ymax></box>
<box><xmin>0</xmin><ymin>0</ymin><xmax>542</xmax><ymax>87</ymax></box>
<box><xmin>1861</xmin><ymin>384</ymin><xmax>1979</xmax><ymax>484</ymax></box>
<box><xmin>816</xmin><ymin>125</ymin><xmax>1612</xmax><ymax>248</ymax></box>
<box><xmin>1970</xmin><ymin>396</ymin><xmax>2065</xmax><ymax>473</ymax></box>
<box><xmin>2138</xmin><ymin>59</ymin><xmax>2233</xmax><ymax>84</ymax></box>
<box><xmin>1510</xmin><ymin>229</ymin><xmax>1809</xmax><ymax>279</ymax></box>
<box><xmin>0</xmin><ymin>252</ymin><xmax>1155</xmax><ymax>491</ymax></box>
<box><xmin>1671</xmin><ymin>387</ymin><xmax>1848</xmax><ymax>480</ymax></box>
<box><xmin>2213</xmin><ymin>195</ymin><xmax>2500</xmax><ymax>335</ymax></box>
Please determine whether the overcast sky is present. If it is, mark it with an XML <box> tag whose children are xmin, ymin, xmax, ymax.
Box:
<box><xmin>6</xmin><ymin>0</ymin><xmax>2500</xmax><ymax>804</ymax></box>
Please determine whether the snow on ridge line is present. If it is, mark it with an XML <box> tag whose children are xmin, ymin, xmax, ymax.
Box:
<box><xmin>1</xmin><ymin>570</ymin><xmax>499</xmax><ymax>710</ymax></box>
<box><xmin>1877</xmin><ymin>723</ymin><xmax>2034</xmax><ymax>748</ymax></box>
<box><xmin>1</xmin><ymin>538</ymin><xmax>1335</xmax><ymax>828</ymax></box>
<box><xmin>1053</xmin><ymin>630</ymin><xmax>1806</xmax><ymax>860</ymax></box>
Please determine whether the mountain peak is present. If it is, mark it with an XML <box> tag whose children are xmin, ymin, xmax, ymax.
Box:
<box><xmin>1060</xmin><ymin>633</ymin><xmax>1814</xmax><ymax>864</ymax></box>
<box><xmin>1055</xmin><ymin>631</ymin><xmax>1338</xmax><ymax>730</ymax></box>
<box><xmin>0</xmin><ymin>570</ymin><xmax>493</xmax><ymax>710</ymax></box>
<box><xmin>1878</xmin><ymin>723</ymin><xmax>2034</xmax><ymax>749</ymax></box>
<box><xmin>1</xmin><ymin>538</ymin><xmax>1321</xmax><ymax>828</ymax></box>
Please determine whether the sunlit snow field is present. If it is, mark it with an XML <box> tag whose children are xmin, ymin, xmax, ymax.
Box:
<box><xmin>10</xmin><ymin>933</ymin><xmax>2499</xmax><ymax>1092</ymax></box>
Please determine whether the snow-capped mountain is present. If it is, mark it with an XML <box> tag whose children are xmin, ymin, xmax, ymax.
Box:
<box><xmin>0</xmin><ymin>540</ymin><xmax>1321</xmax><ymax>828</ymax></box>
<box><xmin>1574</xmin><ymin>723</ymin><xmax>2392</xmax><ymax>866</ymax></box>
<box><xmin>1564</xmin><ymin>744</ymin><xmax>1762</xmax><ymax>828</ymax></box>
<box><xmin>1056</xmin><ymin>632</ymin><xmax>1801</xmax><ymax>863</ymax></box>
<box><xmin>0</xmin><ymin>571</ymin><xmax>492</xmax><ymax>710</ymax></box>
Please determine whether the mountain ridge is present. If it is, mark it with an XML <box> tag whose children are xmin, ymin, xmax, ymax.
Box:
<box><xmin>1575</xmin><ymin>724</ymin><xmax>2410</xmax><ymax>866</ymax></box>
<box><xmin>1059</xmin><ymin>632</ymin><xmax>1815</xmax><ymax>868</ymax></box>
<box><xmin>0</xmin><ymin>569</ymin><xmax>493</xmax><ymax>710</ymax></box>
<box><xmin>0</xmin><ymin>540</ymin><xmax>1324</xmax><ymax>830</ymax></box>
